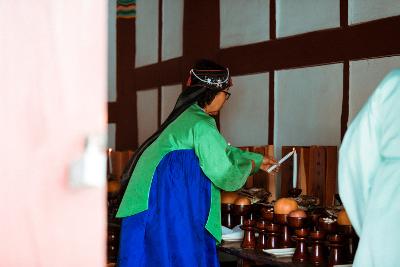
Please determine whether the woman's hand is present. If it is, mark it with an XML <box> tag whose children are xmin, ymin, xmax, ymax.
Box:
<box><xmin>259</xmin><ymin>156</ymin><xmax>279</xmax><ymax>173</ymax></box>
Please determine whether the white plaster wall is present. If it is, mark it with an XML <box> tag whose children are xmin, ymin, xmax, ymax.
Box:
<box><xmin>107</xmin><ymin>123</ymin><xmax>116</xmax><ymax>149</ymax></box>
<box><xmin>220</xmin><ymin>73</ymin><xmax>269</xmax><ymax>147</ymax></box>
<box><xmin>137</xmin><ymin>89</ymin><xmax>158</xmax><ymax>145</ymax></box>
<box><xmin>108</xmin><ymin>0</ymin><xmax>117</xmax><ymax>102</ymax></box>
<box><xmin>161</xmin><ymin>84</ymin><xmax>182</xmax><ymax>123</ymax></box>
<box><xmin>220</xmin><ymin>0</ymin><xmax>269</xmax><ymax>48</ymax></box>
<box><xmin>276</xmin><ymin>0</ymin><xmax>340</xmax><ymax>38</ymax></box>
<box><xmin>349</xmin><ymin>56</ymin><xmax>400</xmax><ymax>123</ymax></box>
<box><xmin>274</xmin><ymin>64</ymin><xmax>343</xmax><ymax>158</ymax></box>
<box><xmin>135</xmin><ymin>0</ymin><xmax>158</xmax><ymax>67</ymax></box>
<box><xmin>349</xmin><ymin>0</ymin><xmax>400</xmax><ymax>25</ymax></box>
<box><xmin>162</xmin><ymin>0</ymin><xmax>183</xmax><ymax>61</ymax></box>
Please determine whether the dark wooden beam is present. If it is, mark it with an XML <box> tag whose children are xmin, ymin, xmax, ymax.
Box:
<box><xmin>341</xmin><ymin>60</ymin><xmax>350</xmax><ymax>140</ymax></box>
<box><xmin>340</xmin><ymin>0</ymin><xmax>349</xmax><ymax>140</ymax></box>
<box><xmin>158</xmin><ymin>0</ymin><xmax>163</xmax><ymax>128</ymax></box>
<box><xmin>340</xmin><ymin>0</ymin><xmax>348</xmax><ymax>28</ymax></box>
<box><xmin>108</xmin><ymin>102</ymin><xmax>118</xmax><ymax>123</ymax></box>
<box><xmin>219</xmin><ymin>15</ymin><xmax>400</xmax><ymax>75</ymax></box>
<box><xmin>268</xmin><ymin>0</ymin><xmax>276</xmax><ymax>145</ymax></box>
<box><xmin>268</xmin><ymin>72</ymin><xmax>274</xmax><ymax>145</ymax></box>
<box><xmin>115</xmin><ymin>18</ymin><xmax>137</xmax><ymax>150</ymax></box>
<box><xmin>134</xmin><ymin>57</ymin><xmax>182</xmax><ymax>90</ymax></box>
<box><xmin>183</xmin><ymin>0</ymin><xmax>220</xmax><ymax>72</ymax></box>
<box><xmin>133</xmin><ymin>15</ymin><xmax>400</xmax><ymax>90</ymax></box>
<box><xmin>270</xmin><ymin>0</ymin><xmax>276</xmax><ymax>40</ymax></box>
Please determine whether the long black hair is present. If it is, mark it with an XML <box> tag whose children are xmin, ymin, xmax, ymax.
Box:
<box><xmin>115</xmin><ymin>59</ymin><xmax>231</xmax><ymax>215</ymax></box>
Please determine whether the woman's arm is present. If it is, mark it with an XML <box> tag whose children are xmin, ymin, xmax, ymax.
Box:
<box><xmin>194</xmin><ymin>119</ymin><xmax>262</xmax><ymax>191</ymax></box>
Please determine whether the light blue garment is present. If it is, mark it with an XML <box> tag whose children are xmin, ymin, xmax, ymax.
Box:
<box><xmin>339</xmin><ymin>69</ymin><xmax>400</xmax><ymax>267</ymax></box>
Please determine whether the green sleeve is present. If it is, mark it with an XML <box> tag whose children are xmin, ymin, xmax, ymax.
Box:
<box><xmin>226</xmin><ymin>146</ymin><xmax>264</xmax><ymax>175</ymax></box>
<box><xmin>193</xmin><ymin>119</ymin><xmax>253</xmax><ymax>191</ymax></box>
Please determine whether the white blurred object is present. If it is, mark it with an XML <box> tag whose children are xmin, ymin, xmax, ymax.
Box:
<box><xmin>263</xmin><ymin>248</ymin><xmax>295</xmax><ymax>257</ymax></box>
<box><xmin>69</xmin><ymin>134</ymin><xmax>107</xmax><ymax>188</ymax></box>
<box><xmin>222</xmin><ymin>225</ymin><xmax>243</xmax><ymax>241</ymax></box>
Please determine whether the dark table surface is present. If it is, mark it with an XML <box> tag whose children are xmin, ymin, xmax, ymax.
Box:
<box><xmin>218</xmin><ymin>241</ymin><xmax>331</xmax><ymax>267</ymax></box>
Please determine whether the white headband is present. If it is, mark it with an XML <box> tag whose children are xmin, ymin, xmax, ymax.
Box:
<box><xmin>189</xmin><ymin>68</ymin><xmax>230</xmax><ymax>88</ymax></box>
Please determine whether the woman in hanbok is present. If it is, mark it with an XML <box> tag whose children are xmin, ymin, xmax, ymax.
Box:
<box><xmin>116</xmin><ymin>59</ymin><xmax>277</xmax><ymax>267</ymax></box>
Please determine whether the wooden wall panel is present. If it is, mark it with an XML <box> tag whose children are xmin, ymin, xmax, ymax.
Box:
<box><xmin>280</xmin><ymin>146</ymin><xmax>337</xmax><ymax>207</ymax></box>
<box><xmin>252</xmin><ymin>146</ymin><xmax>268</xmax><ymax>189</ymax></box>
<box><xmin>325</xmin><ymin>146</ymin><xmax>338</xmax><ymax>206</ymax></box>
<box><xmin>240</xmin><ymin>146</ymin><xmax>254</xmax><ymax>189</ymax></box>
<box><xmin>298</xmin><ymin>148</ymin><xmax>307</xmax><ymax>194</ymax></box>
<box><xmin>308</xmin><ymin>146</ymin><xmax>326</xmax><ymax>206</ymax></box>
<box><xmin>240</xmin><ymin>146</ymin><xmax>276</xmax><ymax>199</ymax></box>
<box><xmin>280</xmin><ymin>146</ymin><xmax>294</xmax><ymax>197</ymax></box>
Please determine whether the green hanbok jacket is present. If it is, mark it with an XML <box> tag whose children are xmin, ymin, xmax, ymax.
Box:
<box><xmin>116</xmin><ymin>103</ymin><xmax>263</xmax><ymax>242</ymax></box>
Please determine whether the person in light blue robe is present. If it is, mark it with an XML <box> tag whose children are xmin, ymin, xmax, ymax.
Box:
<box><xmin>339</xmin><ymin>69</ymin><xmax>400</xmax><ymax>267</ymax></box>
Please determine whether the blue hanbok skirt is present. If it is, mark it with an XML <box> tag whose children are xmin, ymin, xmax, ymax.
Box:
<box><xmin>118</xmin><ymin>149</ymin><xmax>220</xmax><ymax>267</ymax></box>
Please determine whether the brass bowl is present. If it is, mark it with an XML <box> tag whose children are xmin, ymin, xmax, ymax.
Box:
<box><xmin>310</xmin><ymin>230</ymin><xmax>326</xmax><ymax>240</ymax></box>
<box><xmin>328</xmin><ymin>234</ymin><xmax>344</xmax><ymax>243</ymax></box>
<box><xmin>266</xmin><ymin>223</ymin><xmax>280</xmax><ymax>232</ymax></box>
<box><xmin>260</xmin><ymin>207</ymin><xmax>274</xmax><ymax>222</ymax></box>
<box><xmin>274</xmin><ymin>213</ymin><xmax>288</xmax><ymax>224</ymax></box>
<box><xmin>295</xmin><ymin>228</ymin><xmax>309</xmax><ymax>238</ymax></box>
<box><xmin>221</xmin><ymin>203</ymin><xmax>234</xmax><ymax>213</ymax></box>
<box><xmin>243</xmin><ymin>218</ymin><xmax>256</xmax><ymax>227</ymax></box>
<box><xmin>233</xmin><ymin>204</ymin><xmax>252</xmax><ymax>216</ymax></box>
<box><xmin>256</xmin><ymin>220</ymin><xmax>268</xmax><ymax>230</ymax></box>
<box><xmin>288</xmin><ymin>216</ymin><xmax>307</xmax><ymax>228</ymax></box>
<box><xmin>319</xmin><ymin>218</ymin><xmax>337</xmax><ymax>233</ymax></box>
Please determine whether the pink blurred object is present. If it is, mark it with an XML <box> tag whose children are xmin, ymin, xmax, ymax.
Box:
<box><xmin>0</xmin><ymin>1</ymin><xmax>107</xmax><ymax>266</ymax></box>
